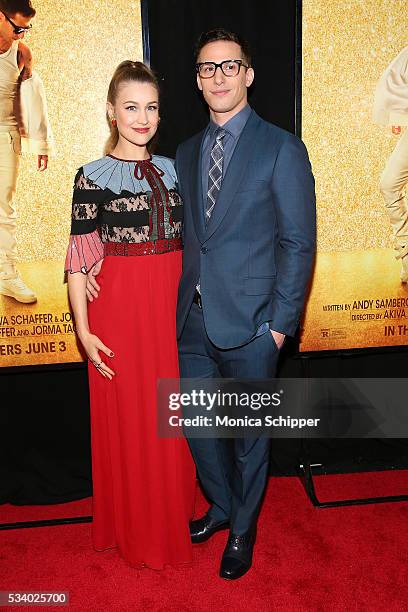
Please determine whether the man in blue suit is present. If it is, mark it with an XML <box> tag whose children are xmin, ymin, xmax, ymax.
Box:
<box><xmin>176</xmin><ymin>28</ymin><xmax>316</xmax><ymax>580</ymax></box>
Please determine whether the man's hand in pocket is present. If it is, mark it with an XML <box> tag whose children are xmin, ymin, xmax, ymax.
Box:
<box><xmin>270</xmin><ymin>329</ymin><xmax>286</xmax><ymax>349</ymax></box>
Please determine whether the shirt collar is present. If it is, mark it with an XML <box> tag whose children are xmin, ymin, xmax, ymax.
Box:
<box><xmin>208</xmin><ymin>104</ymin><xmax>252</xmax><ymax>141</ymax></box>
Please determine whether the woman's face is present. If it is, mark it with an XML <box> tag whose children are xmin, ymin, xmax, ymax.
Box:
<box><xmin>108</xmin><ymin>80</ymin><xmax>159</xmax><ymax>149</ymax></box>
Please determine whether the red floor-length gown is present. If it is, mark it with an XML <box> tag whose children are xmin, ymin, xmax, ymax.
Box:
<box><xmin>65</xmin><ymin>154</ymin><xmax>196</xmax><ymax>569</ymax></box>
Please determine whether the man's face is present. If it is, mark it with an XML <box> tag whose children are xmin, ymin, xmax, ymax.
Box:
<box><xmin>196</xmin><ymin>40</ymin><xmax>254</xmax><ymax>122</ymax></box>
<box><xmin>0</xmin><ymin>12</ymin><xmax>33</xmax><ymax>42</ymax></box>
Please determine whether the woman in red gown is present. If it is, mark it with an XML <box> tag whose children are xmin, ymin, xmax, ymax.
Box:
<box><xmin>65</xmin><ymin>61</ymin><xmax>196</xmax><ymax>569</ymax></box>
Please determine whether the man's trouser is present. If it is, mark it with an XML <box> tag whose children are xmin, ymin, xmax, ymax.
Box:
<box><xmin>178</xmin><ymin>302</ymin><xmax>280</xmax><ymax>535</ymax></box>
<box><xmin>0</xmin><ymin>127</ymin><xmax>21</xmax><ymax>271</ymax></box>
<box><xmin>380</xmin><ymin>127</ymin><xmax>408</xmax><ymax>261</ymax></box>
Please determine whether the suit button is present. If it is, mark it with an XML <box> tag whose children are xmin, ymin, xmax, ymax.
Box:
<box><xmin>201</xmin><ymin>247</ymin><xmax>208</xmax><ymax>254</ymax></box>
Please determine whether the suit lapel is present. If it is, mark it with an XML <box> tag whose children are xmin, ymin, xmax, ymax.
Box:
<box><xmin>189</xmin><ymin>131</ymin><xmax>206</xmax><ymax>243</ymax></box>
<box><xmin>204</xmin><ymin>110</ymin><xmax>261</xmax><ymax>243</ymax></box>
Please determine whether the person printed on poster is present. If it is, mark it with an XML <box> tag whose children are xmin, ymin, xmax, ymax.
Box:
<box><xmin>0</xmin><ymin>0</ymin><xmax>54</xmax><ymax>304</ymax></box>
<box><xmin>373</xmin><ymin>45</ymin><xmax>408</xmax><ymax>284</ymax></box>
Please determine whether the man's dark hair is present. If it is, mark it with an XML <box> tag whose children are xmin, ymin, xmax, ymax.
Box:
<box><xmin>0</xmin><ymin>0</ymin><xmax>36</xmax><ymax>17</ymax></box>
<box><xmin>194</xmin><ymin>28</ymin><xmax>251</xmax><ymax>66</ymax></box>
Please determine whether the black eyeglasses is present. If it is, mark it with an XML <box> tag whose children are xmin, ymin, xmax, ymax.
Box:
<box><xmin>196</xmin><ymin>60</ymin><xmax>249</xmax><ymax>78</ymax></box>
<box><xmin>1</xmin><ymin>11</ymin><xmax>32</xmax><ymax>35</ymax></box>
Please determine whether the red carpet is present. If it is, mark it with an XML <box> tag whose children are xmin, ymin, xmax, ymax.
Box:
<box><xmin>1</xmin><ymin>471</ymin><xmax>408</xmax><ymax>611</ymax></box>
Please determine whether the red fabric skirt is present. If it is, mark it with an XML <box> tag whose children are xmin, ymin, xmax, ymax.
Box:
<box><xmin>87</xmin><ymin>250</ymin><xmax>196</xmax><ymax>569</ymax></box>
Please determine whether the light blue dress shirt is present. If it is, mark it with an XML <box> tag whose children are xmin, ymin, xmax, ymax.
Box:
<box><xmin>201</xmin><ymin>104</ymin><xmax>252</xmax><ymax>209</ymax></box>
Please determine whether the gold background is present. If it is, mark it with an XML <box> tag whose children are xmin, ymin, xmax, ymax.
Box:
<box><xmin>0</xmin><ymin>0</ymin><xmax>143</xmax><ymax>367</ymax></box>
<box><xmin>302</xmin><ymin>0</ymin><xmax>407</xmax><ymax>252</ymax></box>
<box><xmin>18</xmin><ymin>0</ymin><xmax>143</xmax><ymax>261</ymax></box>
<box><xmin>301</xmin><ymin>0</ymin><xmax>408</xmax><ymax>351</ymax></box>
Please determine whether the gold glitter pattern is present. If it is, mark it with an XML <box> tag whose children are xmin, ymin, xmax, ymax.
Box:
<box><xmin>15</xmin><ymin>0</ymin><xmax>143</xmax><ymax>261</ymax></box>
<box><xmin>0</xmin><ymin>261</ymin><xmax>83</xmax><ymax>366</ymax></box>
<box><xmin>300</xmin><ymin>249</ymin><xmax>408</xmax><ymax>351</ymax></box>
<box><xmin>302</xmin><ymin>0</ymin><xmax>407</xmax><ymax>252</ymax></box>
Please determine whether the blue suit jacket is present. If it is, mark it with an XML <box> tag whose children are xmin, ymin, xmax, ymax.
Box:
<box><xmin>175</xmin><ymin>110</ymin><xmax>316</xmax><ymax>349</ymax></box>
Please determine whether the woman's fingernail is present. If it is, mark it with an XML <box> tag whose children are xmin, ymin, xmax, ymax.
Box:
<box><xmin>110</xmin><ymin>352</ymin><xmax>114</xmax><ymax>357</ymax></box>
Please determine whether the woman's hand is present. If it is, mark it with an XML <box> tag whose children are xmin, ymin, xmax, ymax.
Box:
<box><xmin>86</xmin><ymin>259</ymin><xmax>103</xmax><ymax>302</ymax></box>
<box><xmin>78</xmin><ymin>329</ymin><xmax>115</xmax><ymax>379</ymax></box>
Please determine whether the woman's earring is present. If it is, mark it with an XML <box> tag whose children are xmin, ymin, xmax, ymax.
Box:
<box><xmin>111</xmin><ymin>118</ymin><xmax>117</xmax><ymax>127</ymax></box>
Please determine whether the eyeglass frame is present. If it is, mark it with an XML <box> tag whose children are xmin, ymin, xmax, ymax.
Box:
<box><xmin>1</xmin><ymin>11</ymin><xmax>33</xmax><ymax>35</ymax></box>
<box><xmin>195</xmin><ymin>59</ymin><xmax>249</xmax><ymax>78</ymax></box>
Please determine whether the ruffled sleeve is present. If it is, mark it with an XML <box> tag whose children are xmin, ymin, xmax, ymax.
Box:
<box><xmin>64</xmin><ymin>231</ymin><xmax>104</xmax><ymax>274</ymax></box>
<box><xmin>65</xmin><ymin>168</ymin><xmax>104</xmax><ymax>274</ymax></box>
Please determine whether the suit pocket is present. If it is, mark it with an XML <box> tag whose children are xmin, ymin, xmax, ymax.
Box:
<box><xmin>236</xmin><ymin>179</ymin><xmax>269</xmax><ymax>195</ymax></box>
<box><xmin>244</xmin><ymin>277</ymin><xmax>276</xmax><ymax>295</ymax></box>
<box><xmin>266</xmin><ymin>328</ymin><xmax>279</xmax><ymax>350</ymax></box>
<box><xmin>10</xmin><ymin>132</ymin><xmax>22</xmax><ymax>155</ymax></box>
<box><xmin>0</xmin><ymin>132</ymin><xmax>21</xmax><ymax>155</ymax></box>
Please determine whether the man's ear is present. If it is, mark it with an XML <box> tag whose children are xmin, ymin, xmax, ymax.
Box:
<box><xmin>246</xmin><ymin>67</ymin><xmax>255</xmax><ymax>88</ymax></box>
<box><xmin>196</xmin><ymin>73</ymin><xmax>203</xmax><ymax>92</ymax></box>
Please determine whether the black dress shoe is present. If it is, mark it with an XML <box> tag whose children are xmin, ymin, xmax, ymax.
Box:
<box><xmin>219</xmin><ymin>528</ymin><xmax>256</xmax><ymax>580</ymax></box>
<box><xmin>189</xmin><ymin>514</ymin><xmax>229</xmax><ymax>543</ymax></box>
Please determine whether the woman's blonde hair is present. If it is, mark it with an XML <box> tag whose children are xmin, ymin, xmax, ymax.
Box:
<box><xmin>104</xmin><ymin>60</ymin><xmax>160</xmax><ymax>156</ymax></box>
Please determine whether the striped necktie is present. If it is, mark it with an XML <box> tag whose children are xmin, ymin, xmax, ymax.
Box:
<box><xmin>206</xmin><ymin>128</ymin><xmax>226</xmax><ymax>225</ymax></box>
